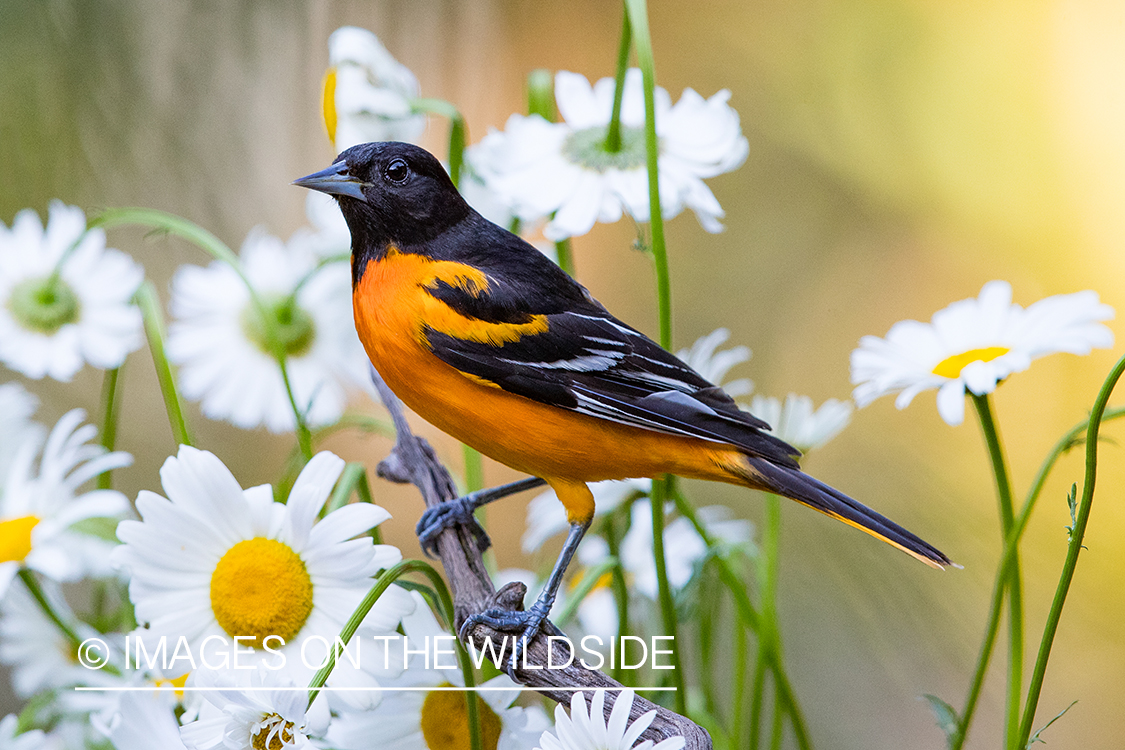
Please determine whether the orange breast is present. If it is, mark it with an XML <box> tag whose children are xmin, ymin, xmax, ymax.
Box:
<box><xmin>352</xmin><ymin>254</ymin><xmax>742</xmax><ymax>486</ymax></box>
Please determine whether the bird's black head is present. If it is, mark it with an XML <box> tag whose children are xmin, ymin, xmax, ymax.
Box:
<box><xmin>293</xmin><ymin>142</ymin><xmax>470</xmax><ymax>262</ymax></box>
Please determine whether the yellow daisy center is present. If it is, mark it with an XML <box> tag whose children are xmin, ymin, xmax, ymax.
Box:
<box><xmin>251</xmin><ymin>714</ymin><xmax>296</xmax><ymax>750</ymax></box>
<box><xmin>153</xmin><ymin>672</ymin><xmax>190</xmax><ymax>700</ymax></box>
<box><xmin>0</xmin><ymin>515</ymin><xmax>40</xmax><ymax>564</ymax></box>
<box><xmin>322</xmin><ymin>67</ymin><xmax>338</xmax><ymax>148</ymax></box>
<box><xmin>420</xmin><ymin>683</ymin><xmax>503</xmax><ymax>750</ymax></box>
<box><xmin>932</xmin><ymin>347</ymin><xmax>1011</xmax><ymax>379</ymax></box>
<box><xmin>209</xmin><ymin>538</ymin><xmax>313</xmax><ymax>648</ymax></box>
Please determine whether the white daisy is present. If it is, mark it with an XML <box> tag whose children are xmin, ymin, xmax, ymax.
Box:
<box><xmin>0</xmin><ymin>382</ymin><xmax>44</xmax><ymax>485</ymax></box>
<box><xmin>297</xmin><ymin>192</ymin><xmax>353</xmax><ymax>259</ymax></box>
<box><xmin>676</xmin><ymin>328</ymin><xmax>752</xmax><ymax>397</ymax></box>
<box><xmin>522</xmin><ymin>479</ymin><xmax>651</xmax><ymax>554</ymax></box>
<box><xmin>0</xmin><ymin>576</ymin><xmax>112</xmax><ymax>698</ymax></box>
<box><xmin>324</xmin><ymin>26</ymin><xmax>425</xmax><ymax>152</ymax></box>
<box><xmin>851</xmin><ymin>280</ymin><xmax>1115</xmax><ymax>426</ymax></box>
<box><xmin>113</xmin><ymin>447</ymin><xmax>414</xmax><ymax>690</ymax></box>
<box><xmin>166</xmin><ymin>227</ymin><xmax>372</xmax><ymax>433</ymax></box>
<box><xmin>0</xmin><ymin>201</ymin><xmax>143</xmax><ymax>381</ymax></box>
<box><xmin>0</xmin><ymin>715</ymin><xmax>50</xmax><ymax>750</ymax></box>
<box><xmin>0</xmin><ymin>409</ymin><xmax>132</xmax><ymax>596</ymax></box>
<box><xmin>326</xmin><ymin>592</ymin><xmax>550</xmax><ymax>750</ymax></box>
<box><xmin>535</xmin><ymin>689</ymin><xmax>685</xmax><ymax>750</ymax></box>
<box><xmin>748</xmin><ymin>394</ymin><xmax>852</xmax><ymax>454</ymax></box>
<box><xmin>179</xmin><ymin>667</ymin><xmax>327</xmax><ymax>750</ymax></box>
<box><xmin>472</xmin><ymin>69</ymin><xmax>748</xmax><ymax>241</ymax></box>
<box><xmin>97</xmin><ymin>691</ymin><xmax>187</xmax><ymax>750</ymax></box>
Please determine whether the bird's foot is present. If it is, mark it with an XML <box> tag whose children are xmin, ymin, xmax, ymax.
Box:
<box><xmin>459</xmin><ymin>598</ymin><xmax>553</xmax><ymax>681</ymax></box>
<box><xmin>415</xmin><ymin>494</ymin><xmax>491</xmax><ymax>557</ymax></box>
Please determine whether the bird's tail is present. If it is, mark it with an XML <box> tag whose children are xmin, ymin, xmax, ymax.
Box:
<box><xmin>733</xmin><ymin>455</ymin><xmax>954</xmax><ymax>570</ymax></box>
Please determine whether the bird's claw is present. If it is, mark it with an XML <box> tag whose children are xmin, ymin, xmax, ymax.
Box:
<box><xmin>458</xmin><ymin>600</ymin><xmax>553</xmax><ymax>681</ymax></box>
<box><xmin>415</xmin><ymin>496</ymin><xmax>491</xmax><ymax>557</ymax></box>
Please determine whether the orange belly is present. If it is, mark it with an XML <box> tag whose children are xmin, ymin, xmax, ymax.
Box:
<box><xmin>351</xmin><ymin>254</ymin><xmax>743</xmax><ymax>488</ymax></box>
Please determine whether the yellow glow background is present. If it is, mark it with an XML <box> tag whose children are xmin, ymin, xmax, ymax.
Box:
<box><xmin>2</xmin><ymin>0</ymin><xmax>1125</xmax><ymax>747</ymax></box>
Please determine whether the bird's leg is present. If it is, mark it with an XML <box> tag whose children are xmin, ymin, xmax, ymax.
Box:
<box><xmin>460</xmin><ymin>518</ymin><xmax>590</xmax><ymax>680</ymax></box>
<box><xmin>415</xmin><ymin>476</ymin><xmax>547</xmax><ymax>556</ymax></box>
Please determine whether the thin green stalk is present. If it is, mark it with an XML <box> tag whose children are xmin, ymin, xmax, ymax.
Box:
<box><xmin>732</xmin><ymin>622</ymin><xmax>749</xmax><ymax>748</ymax></box>
<box><xmin>748</xmin><ymin>657</ymin><xmax>767</xmax><ymax>750</ymax></box>
<box><xmin>312</xmin><ymin>413</ymin><xmax>397</xmax><ymax>443</ymax></box>
<box><xmin>604</xmin><ymin>7</ymin><xmax>633</xmax><ymax>153</ymax></box>
<box><xmin>1017</xmin><ymin>352</ymin><xmax>1125</xmax><ymax>747</ymax></box>
<box><xmin>649</xmin><ymin>477</ymin><xmax>687</xmax><ymax>713</ymax></box>
<box><xmin>970</xmin><ymin>393</ymin><xmax>1023</xmax><ymax>749</ymax></box>
<box><xmin>96</xmin><ymin>366</ymin><xmax>122</xmax><ymax>490</ymax></box>
<box><xmin>750</xmin><ymin>495</ymin><xmax>782</xmax><ymax>750</ymax></box>
<box><xmin>624</xmin><ymin>0</ymin><xmax>671</xmax><ymax>349</ymax></box>
<box><xmin>769</xmin><ymin>691</ymin><xmax>785</xmax><ymax>750</ymax></box>
<box><xmin>353</xmin><ymin>471</ymin><xmax>383</xmax><ymax>545</ymax></box>
<box><xmin>604</xmin><ymin>511</ymin><xmax>631</xmax><ymax>685</ymax></box>
<box><xmin>96</xmin><ymin>208</ymin><xmax>312</xmax><ymax>453</ymax></box>
<box><xmin>135</xmin><ymin>282</ymin><xmax>192</xmax><ymax>447</ymax></box>
<box><xmin>411</xmin><ymin>98</ymin><xmax>467</xmax><ymax>188</ymax></box>
<box><xmin>673</xmin><ymin>490</ymin><xmax>813</xmax><ymax>750</ymax></box>
<box><xmin>18</xmin><ymin>569</ymin><xmax>81</xmax><ymax>650</ymax></box>
<box><xmin>698</xmin><ymin>563</ymin><xmax>719</xmax><ymax>717</ymax></box>
<box><xmin>554</xmin><ymin>239</ymin><xmax>575</xmax><ymax>277</ymax></box>
<box><xmin>555</xmin><ymin>556</ymin><xmax>619</xmax><ymax>624</ymax></box>
<box><xmin>326</xmin><ymin>462</ymin><xmax>367</xmax><ymax>514</ymax></box>
<box><xmin>952</xmin><ymin>406</ymin><xmax>1125</xmax><ymax>749</ymax></box>
<box><xmin>306</xmin><ymin>559</ymin><xmax>483</xmax><ymax>750</ymax></box>
<box><xmin>526</xmin><ymin>69</ymin><xmax>555</xmax><ymax>121</ymax></box>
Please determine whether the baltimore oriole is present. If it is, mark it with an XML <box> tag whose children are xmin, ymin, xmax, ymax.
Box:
<box><xmin>295</xmin><ymin>142</ymin><xmax>951</xmax><ymax>670</ymax></box>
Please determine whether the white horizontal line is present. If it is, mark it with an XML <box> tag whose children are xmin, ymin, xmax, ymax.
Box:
<box><xmin>73</xmin><ymin>686</ymin><xmax>676</xmax><ymax>693</ymax></box>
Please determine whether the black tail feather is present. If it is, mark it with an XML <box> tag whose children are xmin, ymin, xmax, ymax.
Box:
<box><xmin>744</xmin><ymin>457</ymin><xmax>953</xmax><ymax>569</ymax></box>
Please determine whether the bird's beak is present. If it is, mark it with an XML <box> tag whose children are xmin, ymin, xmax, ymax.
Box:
<box><xmin>292</xmin><ymin>161</ymin><xmax>368</xmax><ymax>202</ymax></box>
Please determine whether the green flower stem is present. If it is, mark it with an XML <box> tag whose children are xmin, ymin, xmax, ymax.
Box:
<box><xmin>96</xmin><ymin>366</ymin><xmax>123</xmax><ymax>490</ymax></box>
<box><xmin>1017</xmin><ymin>352</ymin><xmax>1125</xmax><ymax>748</ymax></box>
<box><xmin>326</xmin><ymin>462</ymin><xmax>367</xmax><ymax>514</ymax></box>
<box><xmin>527</xmin><ymin>68</ymin><xmax>555</xmax><ymax>121</ymax></box>
<box><xmin>604</xmin><ymin>512</ymin><xmax>632</xmax><ymax>685</ymax></box>
<box><xmin>698</xmin><ymin>565</ymin><xmax>719</xmax><ymax>717</ymax></box>
<box><xmin>307</xmin><ymin>559</ymin><xmax>483</xmax><ymax>750</ymax></box>
<box><xmin>672</xmin><ymin>491</ymin><xmax>813</xmax><ymax>750</ymax></box>
<box><xmin>555</xmin><ymin>556</ymin><xmax>619</xmax><ymax>625</ymax></box>
<box><xmin>411</xmin><ymin>98</ymin><xmax>467</xmax><ymax>188</ymax></box>
<box><xmin>732</xmin><ymin>621</ymin><xmax>749</xmax><ymax>748</ymax></box>
<box><xmin>95</xmin><ymin>208</ymin><xmax>313</xmax><ymax>454</ymax></box>
<box><xmin>951</xmin><ymin>405</ymin><xmax>1125</xmax><ymax>750</ymax></box>
<box><xmin>554</xmin><ymin>239</ymin><xmax>575</xmax><ymax>277</ymax></box>
<box><xmin>624</xmin><ymin>0</ymin><xmax>682</xmax><ymax>714</ymax></box>
<box><xmin>604</xmin><ymin>7</ymin><xmax>633</xmax><ymax>153</ymax></box>
<box><xmin>649</xmin><ymin>476</ymin><xmax>687</xmax><ymax>713</ymax></box>
<box><xmin>750</xmin><ymin>495</ymin><xmax>783</xmax><ymax>750</ymax></box>
<box><xmin>970</xmin><ymin>393</ymin><xmax>1023</xmax><ymax>749</ymax></box>
<box><xmin>312</xmin><ymin>413</ymin><xmax>397</xmax><ymax>442</ymax></box>
<box><xmin>135</xmin><ymin>282</ymin><xmax>192</xmax><ymax>447</ymax></box>
<box><xmin>17</xmin><ymin>568</ymin><xmax>82</xmax><ymax>650</ymax></box>
<box><xmin>289</xmin><ymin>253</ymin><xmax>350</xmax><ymax>301</ymax></box>
<box><xmin>624</xmin><ymin>0</ymin><xmax>672</xmax><ymax>350</ymax></box>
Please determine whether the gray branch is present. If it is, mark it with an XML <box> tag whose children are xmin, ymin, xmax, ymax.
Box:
<box><xmin>369</xmin><ymin>367</ymin><xmax>711</xmax><ymax>749</ymax></box>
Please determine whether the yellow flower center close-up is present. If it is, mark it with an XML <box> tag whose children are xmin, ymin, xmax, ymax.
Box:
<box><xmin>932</xmin><ymin>346</ymin><xmax>1011</xmax><ymax>379</ymax></box>
<box><xmin>209</xmin><ymin>538</ymin><xmax>314</xmax><ymax>648</ymax></box>
<box><xmin>153</xmin><ymin>672</ymin><xmax>190</xmax><ymax>700</ymax></box>
<box><xmin>0</xmin><ymin>515</ymin><xmax>40</xmax><ymax>564</ymax></box>
<box><xmin>419</xmin><ymin>683</ymin><xmax>503</xmax><ymax>750</ymax></box>
<box><xmin>251</xmin><ymin>714</ymin><xmax>296</xmax><ymax>750</ymax></box>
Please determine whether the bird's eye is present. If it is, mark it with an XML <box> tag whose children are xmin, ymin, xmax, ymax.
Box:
<box><xmin>384</xmin><ymin>158</ymin><xmax>410</xmax><ymax>185</ymax></box>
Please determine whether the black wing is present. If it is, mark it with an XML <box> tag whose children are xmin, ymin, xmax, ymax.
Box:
<box><xmin>422</xmin><ymin>261</ymin><xmax>800</xmax><ymax>469</ymax></box>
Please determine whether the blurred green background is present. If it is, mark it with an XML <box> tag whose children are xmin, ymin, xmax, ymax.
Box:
<box><xmin>2</xmin><ymin>0</ymin><xmax>1124</xmax><ymax>747</ymax></box>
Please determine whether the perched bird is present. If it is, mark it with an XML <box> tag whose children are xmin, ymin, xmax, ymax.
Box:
<box><xmin>295</xmin><ymin>142</ymin><xmax>952</xmax><ymax>670</ymax></box>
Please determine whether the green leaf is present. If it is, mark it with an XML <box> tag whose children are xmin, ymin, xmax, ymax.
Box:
<box><xmin>923</xmin><ymin>694</ymin><xmax>961</xmax><ymax>749</ymax></box>
<box><xmin>1027</xmin><ymin>701</ymin><xmax>1077</xmax><ymax>746</ymax></box>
